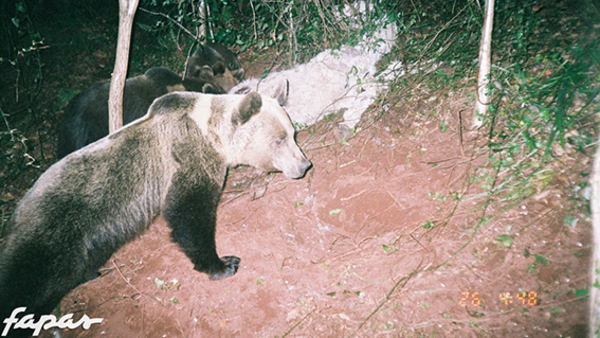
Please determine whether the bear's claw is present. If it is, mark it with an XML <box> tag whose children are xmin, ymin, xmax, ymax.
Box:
<box><xmin>207</xmin><ymin>256</ymin><xmax>240</xmax><ymax>280</ymax></box>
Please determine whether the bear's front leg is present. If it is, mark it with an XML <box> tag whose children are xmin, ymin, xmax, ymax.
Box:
<box><xmin>164</xmin><ymin>171</ymin><xmax>240</xmax><ymax>280</ymax></box>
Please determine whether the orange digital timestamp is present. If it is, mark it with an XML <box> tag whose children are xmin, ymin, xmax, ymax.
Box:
<box><xmin>459</xmin><ymin>291</ymin><xmax>538</xmax><ymax>307</ymax></box>
<box><xmin>459</xmin><ymin>292</ymin><xmax>482</xmax><ymax>307</ymax></box>
<box><xmin>499</xmin><ymin>291</ymin><xmax>538</xmax><ymax>306</ymax></box>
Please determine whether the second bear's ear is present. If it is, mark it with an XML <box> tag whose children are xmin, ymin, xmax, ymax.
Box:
<box><xmin>233</xmin><ymin>92</ymin><xmax>262</xmax><ymax>125</ymax></box>
<box><xmin>212</xmin><ymin>61</ymin><xmax>226</xmax><ymax>75</ymax></box>
<box><xmin>202</xmin><ymin>83</ymin><xmax>225</xmax><ymax>94</ymax></box>
<box><xmin>199</xmin><ymin>65</ymin><xmax>215</xmax><ymax>79</ymax></box>
<box><xmin>232</xmin><ymin>68</ymin><xmax>245</xmax><ymax>81</ymax></box>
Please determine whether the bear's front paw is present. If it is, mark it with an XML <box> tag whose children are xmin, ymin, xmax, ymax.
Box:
<box><xmin>208</xmin><ymin>256</ymin><xmax>240</xmax><ymax>280</ymax></box>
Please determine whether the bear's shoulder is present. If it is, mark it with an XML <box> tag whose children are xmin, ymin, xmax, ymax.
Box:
<box><xmin>149</xmin><ymin>92</ymin><xmax>201</xmax><ymax>117</ymax></box>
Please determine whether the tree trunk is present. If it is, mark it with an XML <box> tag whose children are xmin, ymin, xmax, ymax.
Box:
<box><xmin>200</xmin><ymin>0</ymin><xmax>211</xmax><ymax>41</ymax></box>
<box><xmin>473</xmin><ymin>0</ymin><xmax>494</xmax><ymax>127</ymax></box>
<box><xmin>590</xmin><ymin>136</ymin><xmax>600</xmax><ymax>336</ymax></box>
<box><xmin>108</xmin><ymin>0</ymin><xmax>139</xmax><ymax>134</ymax></box>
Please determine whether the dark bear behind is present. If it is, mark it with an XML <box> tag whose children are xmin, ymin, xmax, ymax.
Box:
<box><xmin>56</xmin><ymin>67</ymin><xmax>223</xmax><ymax>158</ymax></box>
<box><xmin>187</xmin><ymin>43</ymin><xmax>242</xmax><ymax>72</ymax></box>
<box><xmin>185</xmin><ymin>43</ymin><xmax>245</xmax><ymax>90</ymax></box>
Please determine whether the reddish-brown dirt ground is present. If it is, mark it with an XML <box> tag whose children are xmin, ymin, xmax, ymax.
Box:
<box><xmin>28</xmin><ymin>57</ymin><xmax>590</xmax><ymax>338</ymax></box>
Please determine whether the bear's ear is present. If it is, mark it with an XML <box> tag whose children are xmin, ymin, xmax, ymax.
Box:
<box><xmin>232</xmin><ymin>68</ymin><xmax>245</xmax><ymax>81</ymax></box>
<box><xmin>198</xmin><ymin>65</ymin><xmax>215</xmax><ymax>79</ymax></box>
<box><xmin>271</xmin><ymin>78</ymin><xmax>289</xmax><ymax>106</ymax></box>
<box><xmin>202</xmin><ymin>83</ymin><xmax>225</xmax><ymax>94</ymax></box>
<box><xmin>212</xmin><ymin>61</ymin><xmax>226</xmax><ymax>75</ymax></box>
<box><xmin>233</xmin><ymin>92</ymin><xmax>262</xmax><ymax>125</ymax></box>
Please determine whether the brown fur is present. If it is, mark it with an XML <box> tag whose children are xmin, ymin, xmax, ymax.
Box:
<box><xmin>0</xmin><ymin>92</ymin><xmax>310</xmax><ymax>335</ymax></box>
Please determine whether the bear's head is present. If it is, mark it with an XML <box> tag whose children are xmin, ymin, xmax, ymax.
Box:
<box><xmin>230</xmin><ymin>92</ymin><xmax>310</xmax><ymax>179</ymax></box>
<box><xmin>193</xmin><ymin>92</ymin><xmax>310</xmax><ymax>179</ymax></box>
<box><xmin>187</xmin><ymin>62</ymin><xmax>244</xmax><ymax>93</ymax></box>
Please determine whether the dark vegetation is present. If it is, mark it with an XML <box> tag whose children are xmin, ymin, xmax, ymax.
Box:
<box><xmin>385</xmin><ymin>0</ymin><xmax>600</xmax><ymax>246</ymax></box>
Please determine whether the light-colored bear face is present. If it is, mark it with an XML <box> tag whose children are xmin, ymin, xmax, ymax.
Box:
<box><xmin>189</xmin><ymin>92</ymin><xmax>311</xmax><ymax>179</ymax></box>
<box><xmin>234</xmin><ymin>93</ymin><xmax>310</xmax><ymax>179</ymax></box>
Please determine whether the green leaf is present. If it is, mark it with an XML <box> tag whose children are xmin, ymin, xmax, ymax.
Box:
<box><xmin>533</xmin><ymin>254</ymin><xmax>548</xmax><ymax>266</ymax></box>
<box><xmin>422</xmin><ymin>220</ymin><xmax>435</xmax><ymax>229</ymax></box>
<box><xmin>329</xmin><ymin>209</ymin><xmax>342</xmax><ymax>215</ymax></box>
<box><xmin>439</xmin><ymin>120</ymin><xmax>449</xmax><ymax>132</ymax></box>
<box><xmin>563</xmin><ymin>215</ymin><xmax>578</xmax><ymax>227</ymax></box>
<box><xmin>575</xmin><ymin>289</ymin><xmax>589</xmax><ymax>299</ymax></box>
<box><xmin>496</xmin><ymin>234</ymin><xmax>513</xmax><ymax>248</ymax></box>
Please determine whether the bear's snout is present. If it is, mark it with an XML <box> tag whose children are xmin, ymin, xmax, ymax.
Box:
<box><xmin>285</xmin><ymin>158</ymin><xmax>312</xmax><ymax>179</ymax></box>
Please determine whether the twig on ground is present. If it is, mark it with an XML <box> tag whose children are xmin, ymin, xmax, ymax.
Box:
<box><xmin>112</xmin><ymin>259</ymin><xmax>162</xmax><ymax>304</ymax></box>
<box><xmin>281</xmin><ymin>306</ymin><xmax>319</xmax><ymax>338</ymax></box>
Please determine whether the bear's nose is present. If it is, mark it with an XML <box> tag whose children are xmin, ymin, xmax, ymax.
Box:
<box><xmin>297</xmin><ymin>159</ymin><xmax>312</xmax><ymax>176</ymax></box>
<box><xmin>283</xmin><ymin>158</ymin><xmax>312</xmax><ymax>179</ymax></box>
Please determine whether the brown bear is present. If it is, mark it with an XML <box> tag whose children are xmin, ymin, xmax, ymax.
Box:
<box><xmin>56</xmin><ymin>66</ymin><xmax>227</xmax><ymax>158</ymax></box>
<box><xmin>0</xmin><ymin>91</ymin><xmax>311</xmax><ymax>337</ymax></box>
<box><xmin>184</xmin><ymin>43</ymin><xmax>245</xmax><ymax>91</ymax></box>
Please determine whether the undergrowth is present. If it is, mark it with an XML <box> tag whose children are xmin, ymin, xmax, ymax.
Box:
<box><xmin>0</xmin><ymin>0</ymin><xmax>47</xmax><ymax>235</ymax></box>
<box><xmin>137</xmin><ymin>0</ymin><xmax>395</xmax><ymax>66</ymax></box>
<box><xmin>388</xmin><ymin>0</ymin><xmax>599</xmax><ymax>220</ymax></box>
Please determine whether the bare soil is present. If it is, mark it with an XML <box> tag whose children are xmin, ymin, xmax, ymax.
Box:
<box><xmin>40</xmin><ymin>59</ymin><xmax>592</xmax><ymax>338</ymax></box>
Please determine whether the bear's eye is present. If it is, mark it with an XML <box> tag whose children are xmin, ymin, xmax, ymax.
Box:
<box><xmin>276</xmin><ymin>135</ymin><xmax>287</xmax><ymax>146</ymax></box>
